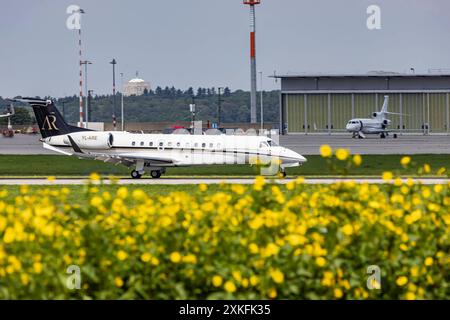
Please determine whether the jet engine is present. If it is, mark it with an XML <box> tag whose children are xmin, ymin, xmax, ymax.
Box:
<box><xmin>65</xmin><ymin>133</ymin><xmax>114</xmax><ymax>149</ymax></box>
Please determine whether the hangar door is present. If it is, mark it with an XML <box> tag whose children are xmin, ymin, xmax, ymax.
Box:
<box><xmin>307</xmin><ymin>94</ymin><xmax>329</xmax><ymax>132</ymax></box>
<box><xmin>285</xmin><ymin>94</ymin><xmax>306</xmax><ymax>133</ymax></box>
<box><xmin>331</xmin><ymin>94</ymin><xmax>352</xmax><ymax>130</ymax></box>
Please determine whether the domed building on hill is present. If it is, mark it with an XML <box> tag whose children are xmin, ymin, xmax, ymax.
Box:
<box><xmin>123</xmin><ymin>72</ymin><xmax>151</xmax><ymax>96</ymax></box>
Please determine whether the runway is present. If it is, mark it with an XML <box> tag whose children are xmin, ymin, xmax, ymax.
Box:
<box><xmin>0</xmin><ymin>178</ymin><xmax>448</xmax><ymax>185</ymax></box>
<box><xmin>1</xmin><ymin>134</ymin><xmax>449</xmax><ymax>155</ymax></box>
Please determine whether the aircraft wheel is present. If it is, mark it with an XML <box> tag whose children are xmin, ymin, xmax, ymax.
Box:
<box><xmin>279</xmin><ymin>171</ymin><xmax>287</xmax><ymax>178</ymax></box>
<box><xmin>380</xmin><ymin>133</ymin><xmax>386</xmax><ymax>139</ymax></box>
<box><xmin>131</xmin><ymin>170</ymin><xmax>142</xmax><ymax>179</ymax></box>
<box><xmin>150</xmin><ymin>170</ymin><xmax>162</xmax><ymax>179</ymax></box>
<box><xmin>393</xmin><ymin>134</ymin><xmax>398</xmax><ymax>139</ymax></box>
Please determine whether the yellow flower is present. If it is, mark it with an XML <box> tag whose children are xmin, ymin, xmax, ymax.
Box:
<box><xmin>316</xmin><ymin>257</ymin><xmax>326</xmax><ymax>267</ymax></box>
<box><xmin>116</xmin><ymin>250</ymin><xmax>128</xmax><ymax>261</ymax></box>
<box><xmin>182</xmin><ymin>254</ymin><xmax>197</xmax><ymax>264</ymax></box>
<box><xmin>47</xmin><ymin>176</ymin><xmax>56</xmax><ymax>182</ymax></box>
<box><xmin>405</xmin><ymin>292</ymin><xmax>416</xmax><ymax>300</ymax></box>
<box><xmin>320</xmin><ymin>145</ymin><xmax>332</xmax><ymax>158</ymax></box>
<box><xmin>334</xmin><ymin>288</ymin><xmax>343</xmax><ymax>299</ymax></box>
<box><xmin>423</xmin><ymin>164</ymin><xmax>431</xmax><ymax>173</ymax></box>
<box><xmin>248</xmin><ymin>243</ymin><xmax>259</xmax><ymax>254</ymax></box>
<box><xmin>352</xmin><ymin>154</ymin><xmax>362</xmax><ymax>166</ymax></box>
<box><xmin>396</xmin><ymin>276</ymin><xmax>408</xmax><ymax>287</ymax></box>
<box><xmin>116</xmin><ymin>187</ymin><xmax>128</xmax><ymax>199</ymax></box>
<box><xmin>3</xmin><ymin>227</ymin><xmax>15</xmax><ymax>244</ymax></box>
<box><xmin>270</xmin><ymin>268</ymin><xmax>284</xmax><ymax>284</ymax></box>
<box><xmin>224</xmin><ymin>281</ymin><xmax>236</xmax><ymax>293</ymax></box>
<box><xmin>253</xmin><ymin>176</ymin><xmax>265</xmax><ymax>191</ymax></box>
<box><xmin>341</xmin><ymin>224</ymin><xmax>354</xmax><ymax>236</ymax></box>
<box><xmin>33</xmin><ymin>262</ymin><xmax>43</xmax><ymax>274</ymax></box>
<box><xmin>89</xmin><ymin>172</ymin><xmax>101</xmax><ymax>181</ymax></box>
<box><xmin>400</xmin><ymin>156</ymin><xmax>411</xmax><ymax>166</ymax></box>
<box><xmin>335</xmin><ymin>148</ymin><xmax>349</xmax><ymax>161</ymax></box>
<box><xmin>199</xmin><ymin>184</ymin><xmax>208</xmax><ymax>192</ymax></box>
<box><xmin>212</xmin><ymin>275</ymin><xmax>223</xmax><ymax>287</ymax></box>
<box><xmin>250</xmin><ymin>275</ymin><xmax>259</xmax><ymax>286</ymax></box>
<box><xmin>21</xmin><ymin>273</ymin><xmax>30</xmax><ymax>285</ymax></box>
<box><xmin>410</xmin><ymin>266</ymin><xmax>419</xmax><ymax>277</ymax></box>
<box><xmin>424</xmin><ymin>257</ymin><xmax>433</xmax><ymax>267</ymax></box>
<box><xmin>382</xmin><ymin>171</ymin><xmax>393</xmax><ymax>181</ymax></box>
<box><xmin>268</xmin><ymin>288</ymin><xmax>277</xmax><ymax>299</ymax></box>
<box><xmin>132</xmin><ymin>189</ymin><xmax>147</xmax><ymax>201</ymax></box>
<box><xmin>170</xmin><ymin>252</ymin><xmax>182</xmax><ymax>263</ymax></box>
<box><xmin>114</xmin><ymin>277</ymin><xmax>124</xmax><ymax>287</ymax></box>
<box><xmin>90</xmin><ymin>196</ymin><xmax>103</xmax><ymax>208</ymax></box>
<box><xmin>231</xmin><ymin>184</ymin><xmax>245</xmax><ymax>195</ymax></box>
<box><xmin>141</xmin><ymin>252</ymin><xmax>152</xmax><ymax>263</ymax></box>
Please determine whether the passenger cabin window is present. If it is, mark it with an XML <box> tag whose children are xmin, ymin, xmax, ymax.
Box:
<box><xmin>209</xmin><ymin>143</ymin><xmax>213</xmax><ymax>149</ymax></box>
<box><xmin>149</xmin><ymin>142</ymin><xmax>153</xmax><ymax>147</ymax></box>
<box><xmin>194</xmin><ymin>143</ymin><xmax>198</xmax><ymax>148</ymax></box>
<box><xmin>140</xmin><ymin>142</ymin><xmax>144</xmax><ymax>146</ymax></box>
<box><xmin>177</xmin><ymin>142</ymin><xmax>181</xmax><ymax>147</ymax></box>
<box><xmin>159</xmin><ymin>142</ymin><xmax>164</xmax><ymax>147</ymax></box>
<box><xmin>132</xmin><ymin>142</ymin><xmax>136</xmax><ymax>146</ymax></box>
<box><xmin>202</xmin><ymin>143</ymin><xmax>206</xmax><ymax>148</ymax></box>
<box><xmin>168</xmin><ymin>142</ymin><xmax>172</xmax><ymax>147</ymax></box>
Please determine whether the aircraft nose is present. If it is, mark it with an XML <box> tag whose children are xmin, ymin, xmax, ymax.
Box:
<box><xmin>284</xmin><ymin>148</ymin><xmax>307</xmax><ymax>163</ymax></box>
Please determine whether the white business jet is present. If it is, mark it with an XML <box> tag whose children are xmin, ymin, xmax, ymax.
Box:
<box><xmin>12</xmin><ymin>98</ymin><xmax>306</xmax><ymax>178</ymax></box>
<box><xmin>346</xmin><ymin>96</ymin><xmax>401</xmax><ymax>139</ymax></box>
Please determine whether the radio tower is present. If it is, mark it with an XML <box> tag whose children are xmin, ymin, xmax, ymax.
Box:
<box><xmin>244</xmin><ymin>0</ymin><xmax>260</xmax><ymax>124</ymax></box>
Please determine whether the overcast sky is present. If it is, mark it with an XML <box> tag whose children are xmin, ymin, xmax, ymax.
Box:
<box><xmin>1</xmin><ymin>0</ymin><xmax>450</xmax><ymax>98</ymax></box>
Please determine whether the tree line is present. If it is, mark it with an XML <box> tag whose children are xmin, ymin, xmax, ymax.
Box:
<box><xmin>0</xmin><ymin>88</ymin><xmax>280</xmax><ymax>125</ymax></box>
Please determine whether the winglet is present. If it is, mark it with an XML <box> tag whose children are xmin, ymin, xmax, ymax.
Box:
<box><xmin>67</xmin><ymin>135</ymin><xmax>84</xmax><ymax>154</ymax></box>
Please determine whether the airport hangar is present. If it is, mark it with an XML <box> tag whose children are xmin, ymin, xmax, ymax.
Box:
<box><xmin>275</xmin><ymin>73</ymin><xmax>450</xmax><ymax>135</ymax></box>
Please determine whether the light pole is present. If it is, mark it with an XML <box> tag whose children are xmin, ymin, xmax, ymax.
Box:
<box><xmin>190</xmin><ymin>96</ymin><xmax>196</xmax><ymax>132</ymax></box>
<box><xmin>259</xmin><ymin>71</ymin><xmax>264</xmax><ymax>131</ymax></box>
<box><xmin>120</xmin><ymin>72</ymin><xmax>124</xmax><ymax>131</ymax></box>
<box><xmin>76</xmin><ymin>8</ymin><xmax>85</xmax><ymax>128</ymax></box>
<box><xmin>218</xmin><ymin>87</ymin><xmax>224</xmax><ymax>127</ymax></box>
<box><xmin>81</xmin><ymin>60</ymin><xmax>92</xmax><ymax>128</ymax></box>
<box><xmin>88</xmin><ymin>90</ymin><xmax>94</xmax><ymax>122</ymax></box>
<box><xmin>110</xmin><ymin>59</ymin><xmax>117</xmax><ymax>130</ymax></box>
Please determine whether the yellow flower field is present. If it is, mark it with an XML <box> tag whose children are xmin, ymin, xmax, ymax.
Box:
<box><xmin>0</xmin><ymin>152</ymin><xmax>449</xmax><ymax>299</ymax></box>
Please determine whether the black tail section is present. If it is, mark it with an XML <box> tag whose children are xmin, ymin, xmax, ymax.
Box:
<box><xmin>11</xmin><ymin>98</ymin><xmax>93</xmax><ymax>138</ymax></box>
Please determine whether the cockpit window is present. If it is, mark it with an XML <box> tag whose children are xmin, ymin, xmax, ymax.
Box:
<box><xmin>259</xmin><ymin>142</ymin><xmax>269</xmax><ymax>148</ymax></box>
<box><xmin>267</xmin><ymin>140</ymin><xmax>278</xmax><ymax>147</ymax></box>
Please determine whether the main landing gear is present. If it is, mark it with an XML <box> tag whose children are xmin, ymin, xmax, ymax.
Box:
<box><xmin>380</xmin><ymin>132</ymin><xmax>398</xmax><ymax>139</ymax></box>
<box><xmin>131</xmin><ymin>170</ymin><xmax>142</xmax><ymax>179</ymax></box>
<box><xmin>130</xmin><ymin>169</ymin><xmax>165</xmax><ymax>179</ymax></box>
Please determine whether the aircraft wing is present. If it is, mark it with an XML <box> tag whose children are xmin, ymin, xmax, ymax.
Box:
<box><xmin>61</xmin><ymin>136</ymin><xmax>176</xmax><ymax>167</ymax></box>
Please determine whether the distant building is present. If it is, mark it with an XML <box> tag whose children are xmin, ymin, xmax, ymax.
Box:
<box><xmin>123</xmin><ymin>72</ymin><xmax>150</xmax><ymax>96</ymax></box>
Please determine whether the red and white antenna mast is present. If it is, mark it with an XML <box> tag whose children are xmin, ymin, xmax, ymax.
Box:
<box><xmin>243</xmin><ymin>0</ymin><xmax>260</xmax><ymax>124</ymax></box>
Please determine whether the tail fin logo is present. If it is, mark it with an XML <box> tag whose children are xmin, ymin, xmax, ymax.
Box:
<box><xmin>42</xmin><ymin>115</ymin><xmax>59</xmax><ymax>131</ymax></box>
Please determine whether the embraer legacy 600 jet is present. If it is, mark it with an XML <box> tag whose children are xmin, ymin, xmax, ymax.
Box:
<box><xmin>12</xmin><ymin>98</ymin><xmax>306</xmax><ymax>178</ymax></box>
<box><xmin>346</xmin><ymin>96</ymin><xmax>401</xmax><ymax>139</ymax></box>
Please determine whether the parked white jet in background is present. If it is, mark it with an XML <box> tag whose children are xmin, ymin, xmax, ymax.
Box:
<box><xmin>346</xmin><ymin>96</ymin><xmax>401</xmax><ymax>139</ymax></box>
<box><xmin>12</xmin><ymin>98</ymin><xmax>306</xmax><ymax>178</ymax></box>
